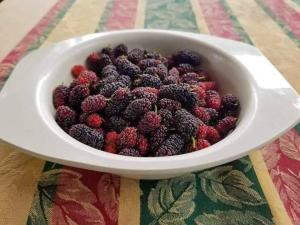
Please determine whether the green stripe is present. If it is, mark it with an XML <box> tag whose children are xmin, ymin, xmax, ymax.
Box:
<box><xmin>220</xmin><ymin>0</ymin><xmax>253</xmax><ymax>45</ymax></box>
<box><xmin>295</xmin><ymin>123</ymin><xmax>300</xmax><ymax>134</ymax></box>
<box><xmin>144</xmin><ymin>0</ymin><xmax>199</xmax><ymax>32</ymax></box>
<box><xmin>95</xmin><ymin>0</ymin><xmax>115</xmax><ymax>32</ymax></box>
<box><xmin>255</xmin><ymin>0</ymin><xmax>300</xmax><ymax>48</ymax></box>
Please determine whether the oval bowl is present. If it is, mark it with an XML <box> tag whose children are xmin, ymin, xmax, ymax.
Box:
<box><xmin>0</xmin><ymin>29</ymin><xmax>299</xmax><ymax>179</ymax></box>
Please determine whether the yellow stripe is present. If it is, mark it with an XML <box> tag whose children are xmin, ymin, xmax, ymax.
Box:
<box><xmin>227</xmin><ymin>0</ymin><xmax>300</xmax><ymax>93</ymax></box>
<box><xmin>0</xmin><ymin>0</ymin><xmax>109</xmax><ymax>224</ymax></box>
<box><xmin>190</xmin><ymin>0</ymin><xmax>210</xmax><ymax>34</ymax></box>
<box><xmin>118</xmin><ymin>178</ymin><xmax>140</xmax><ymax>225</ymax></box>
<box><xmin>249</xmin><ymin>151</ymin><xmax>293</xmax><ymax>225</ymax></box>
<box><xmin>135</xmin><ymin>0</ymin><xmax>145</xmax><ymax>29</ymax></box>
<box><xmin>44</xmin><ymin>0</ymin><xmax>108</xmax><ymax>45</ymax></box>
<box><xmin>284</xmin><ymin>0</ymin><xmax>300</xmax><ymax>12</ymax></box>
<box><xmin>0</xmin><ymin>141</ymin><xmax>44</xmax><ymax>225</ymax></box>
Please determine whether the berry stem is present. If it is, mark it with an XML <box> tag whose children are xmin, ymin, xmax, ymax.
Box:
<box><xmin>154</xmin><ymin>105</ymin><xmax>158</xmax><ymax>113</ymax></box>
<box><xmin>192</xmin><ymin>137</ymin><xmax>196</xmax><ymax>149</ymax></box>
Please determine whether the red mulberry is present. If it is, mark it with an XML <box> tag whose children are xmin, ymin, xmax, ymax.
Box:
<box><xmin>137</xmin><ymin>111</ymin><xmax>161</xmax><ymax>134</ymax></box>
<box><xmin>81</xmin><ymin>94</ymin><xmax>107</xmax><ymax>113</ymax></box>
<box><xmin>55</xmin><ymin>106</ymin><xmax>77</xmax><ymax>128</ymax></box>
<box><xmin>117</xmin><ymin>127</ymin><xmax>138</xmax><ymax>149</ymax></box>
<box><xmin>53</xmin><ymin>85</ymin><xmax>69</xmax><ymax>109</ymax></box>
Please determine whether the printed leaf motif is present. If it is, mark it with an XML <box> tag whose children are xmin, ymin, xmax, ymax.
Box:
<box><xmin>239</xmin><ymin>157</ymin><xmax>253</xmax><ymax>173</ymax></box>
<box><xmin>279</xmin><ymin>129</ymin><xmax>300</xmax><ymax>162</ymax></box>
<box><xmin>29</xmin><ymin>169</ymin><xmax>105</xmax><ymax>225</ymax></box>
<box><xmin>194</xmin><ymin>210</ymin><xmax>274</xmax><ymax>225</ymax></box>
<box><xmin>198</xmin><ymin>166</ymin><xmax>264</xmax><ymax>208</ymax></box>
<box><xmin>97</xmin><ymin>173</ymin><xmax>120</xmax><ymax>222</ymax></box>
<box><xmin>148</xmin><ymin>174</ymin><xmax>196</xmax><ymax>225</ymax></box>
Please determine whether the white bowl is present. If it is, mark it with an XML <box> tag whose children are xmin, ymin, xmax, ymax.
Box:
<box><xmin>0</xmin><ymin>30</ymin><xmax>299</xmax><ymax>179</ymax></box>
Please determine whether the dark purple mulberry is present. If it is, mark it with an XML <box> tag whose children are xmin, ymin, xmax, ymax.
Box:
<box><xmin>105</xmin><ymin>88</ymin><xmax>130</xmax><ymax>116</ymax></box>
<box><xmin>155</xmin><ymin>134</ymin><xmax>184</xmax><ymax>156</ymax></box>
<box><xmin>163</xmin><ymin>75</ymin><xmax>179</xmax><ymax>85</ymax></box>
<box><xmin>69</xmin><ymin>124</ymin><xmax>104</xmax><ymax>149</ymax></box>
<box><xmin>144</xmin><ymin>67</ymin><xmax>158</xmax><ymax>76</ymax></box>
<box><xmin>128</xmin><ymin>48</ymin><xmax>144</xmax><ymax>64</ymax></box>
<box><xmin>115</xmin><ymin>56</ymin><xmax>141</xmax><ymax>77</ymax></box>
<box><xmin>131</xmin><ymin>88</ymin><xmax>157</xmax><ymax>104</ymax></box>
<box><xmin>119</xmin><ymin>148</ymin><xmax>141</xmax><ymax>157</ymax></box>
<box><xmin>81</xmin><ymin>94</ymin><xmax>107</xmax><ymax>113</ymax></box>
<box><xmin>69</xmin><ymin>84</ymin><xmax>90</xmax><ymax>109</ymax></box>
<box><xmin>174</xmin><ymin>50</ymin><xmax>201</xmax><ymax>66</ymax></box>
<box><xmin>113</xmin><ymin>44</ymin><xmax>128</xmax><ymax>57</ymax></box>
<box><xmin>175</xmin><ymin>109</ymin><xmax>200</xmax><ymax>140</ymax></box>
<box><xmin>106</xmin><ymin>116</ymin><xmax>129</xmax><ymax>132</ymax></box>
<box><xmin>135</xmin><ymin>74</ymin><xmax>161</xmax><ymax>89</ymax></box>
<box><xmin>181</xmin><ymin>72</ymin><xmax>205</xmax><ymax>84</ymax></box>
<box><xmin>177</xmin><ymin>63</ymin><xmax>194</xmax><ymax>75</ymax></box>
<box><xmin>124</xmin><ymin>98</ymin><xmax>152</xmax><ymax>121</ymax></box>
<box><xmin>137</xmin><ymin>111</ymin><xmax>161</xmax><ymax>134</ymax></box>
<box><xmin>86</xmin><ymin>53</ymin><xmax>112</xmax><ymax>74</ymax></box>
<box><xmin>55</xmin><ymin>106</ymin><xmax>77</xmax><ymax>128</ymax></box>
<box><xmin>117</xmin><ymin>75</ymin><xmax>132</xmax><ymax>87</ymax></box>
<box><xmin>158</xmin><ymin>109</ymin><xmax>173</xmax><ymax>128</ymax></box>
<box><xmin>101</xmin><ymin>47</ymin><xmax>112</xmax><ymax>55</ymax></box>
<box><xmin>98</xmin><ymin>82</ymin><xmax>127</xmax><ymax>97</ymax></box>
<box><xmin>144</xmin><ymin>51</ymin><xmax>160</xmax><ymax>59</ymax></box>
<box><xmin>159</xmin><ymin>84</ymin><xmax>198</xmax><ymax>109</ymax></box>
<box><xmin>159</xmin><ymin>98</ymin><xmax>181</xmax><ymax>112</ymax></box>
<box><xmin>53</xmin><ymin>85</ymin><xmax>69</xmax><ymax>109</ymax></box>
<box><xmin>138</xmin><ymin>59</ymin><xmax>161</xmax><ymax>70</ymax></box>
<box><xmin>222</xmin><ymin>94</ymin><xmax>240</xmax><ymax>110</ymax></box>
<box><xmin>169</xmin><ymin>67</ymin><xmax>180</xmax><ymax>77</ymax></box>
<box><xmin>101</xmin><ymin>65</ymin><xmax>119</xmax><ymax>78</ymax></box>
<box><xmin>150</xmin><ymin>125</ymin><xmax>168</xmax><ymax>153</ymax></box>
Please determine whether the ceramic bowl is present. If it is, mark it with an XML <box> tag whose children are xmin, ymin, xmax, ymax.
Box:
<box><xmin>0</xmin><ymin>30</ymin><xmax>299</xmax><ymax>179</ymax></box>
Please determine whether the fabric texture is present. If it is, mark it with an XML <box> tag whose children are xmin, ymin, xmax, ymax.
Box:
<box><xmin>0</xmin><ymin>0</ymin><xmax>299</xmax><ymax>224</ymax></box>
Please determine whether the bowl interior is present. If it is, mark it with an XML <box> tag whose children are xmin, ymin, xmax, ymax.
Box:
<box><xmin>39</xmin><ymin>31</ymin><xmax>255</xmax><ymax>157</ymax></box>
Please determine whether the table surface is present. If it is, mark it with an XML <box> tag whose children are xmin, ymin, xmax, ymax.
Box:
<box><xmin>0</xmin><ymin>0</ymin><xmax>299</xmax><ymax>225</ymax></box>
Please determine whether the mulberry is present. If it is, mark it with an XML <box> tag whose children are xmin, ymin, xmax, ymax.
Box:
<box><xmin>117</xmin><ymin>127</ymin><xmax>138</xmax><ymax>149</ymax></box>
<box><xmin>55</xmin><ymin>106</ymin><xmax>77</xmax><ymax>128</ymax></box>
<box><xmin>124</xmin><ymin>98</ymin><xmax>152</xmax><ymax>121</ymax></box>
<box><xmin>53</xmin><ymin>85</ymin><xmax>69</xmax><ymax>109</ymax></box>
<box><xmin>81</xmin><ymin>94</ymin><xmax>107</xmax><ymax>113</ymax></box>
<box><xmin>137</xmin><ymin>111</ymin><xmax>161</xmax><ymax>134</ymax></box>
<box><xmin>69</xmin><ymin>124</ymin><xmax>104</xmax><ymax>149</ymax></box>
<box><xmin>156</xmin><ymin>134</ymin><xmax>184</xmax><ymax>156</ymax></box>
<box><xmin>159</xmin><ymin>84</ymin><xmax>198</xmax><ymax>109</ymax></box>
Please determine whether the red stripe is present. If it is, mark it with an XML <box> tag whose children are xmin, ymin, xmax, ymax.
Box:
<box><xmin>106</xmin><ymin>0</ymin><xmax>139</xmax><ymax>30</ymax></box>
<box><xmin>262</xmin><ymin>0</ymin><xmax>300</xmax><ymax>40</ymax></box>
<box><xmin>197</xmin><ymin>0</ymin><xmax>242</xmax><ymax>41</ymax></box>
<box><xmin>0</xmin><ymin>0</ymin><xmax>69</xmax><ymax>81</ymax></box>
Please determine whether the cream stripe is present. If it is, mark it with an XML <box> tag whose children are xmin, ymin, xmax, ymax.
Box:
<box><xmin>284</xmin><ymin>0</ymin><xmax>300</xmax><ymax>12</ymax></box>
<box><xmin>135</xmin><ymin>0</ymin><xmax>145</xmax><ymax>29</ymax></box>
<box><xmin>190</xmin><ymin>0</ymin><xmax>210</xmax><ymax>34</ymax></box>
<box><xmin>0</xmin><ymin>0</ymin><xmax>58</xmax><ymax>61</ymax></box>
<box><xmin>44</xmin><ymin>0</ymin><xmax>108</xmax><ymax>45</ymax></box>
<box><xmin>249</xmin><ymin>151</ymin><xmax>293</xmax><ymax>225</ymax></box>
<box><xmin>118</xmin><ymin>178</ymin><xmax>140</xmax><ymax>225</ymax></box>
<box><xmin>227</xmin><ymin>0</ymin><xmax>300</xmax><ymax>93</ymax></box>
<box><xmin>0</xmin><ymin>1</ymin><xmax>109</xmax><ymax>224</ymax></box>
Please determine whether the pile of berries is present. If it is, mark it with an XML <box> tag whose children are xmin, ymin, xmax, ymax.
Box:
<box><xmin>53</xmin><ymin>44</ymin><xmax>240</xmax><ymax>157</ymax></box>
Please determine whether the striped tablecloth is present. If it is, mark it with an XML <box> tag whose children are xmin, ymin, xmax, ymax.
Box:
<box><xmin>0</xmin><ymin>0</ymin><xmax>299</xmax><ymax>224</ymax></box>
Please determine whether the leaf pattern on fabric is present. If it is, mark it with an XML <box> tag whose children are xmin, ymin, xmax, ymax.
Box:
<box><xmin>147</xmin><ymin>174</ymin><xmax>196</xmax><ymax>225</ymax></box>
<box><xmin>198</xmin><ymin>166</ymin><xmax>265</xmax><ymax>208</ymax></box>
<box><xmin>97</xmin><ymin>173</ymin><xmax>120</xmax><ymax>222</ymax></box>
<box><xmin>194</xmin><ymin>210</ymin><xmax>274</xmax><ymax>225</ymax></box>
<box><xmin>28</xmin><ymin>169</ymin><xmax>105</xmax><ymax>225</ymax></box>
<box><xmin>279</xmin><ymin>129</ymin><xmax>300</xmax><ymax>162</ymax></box>
<box><xmin>262</xmin><ymin>129</ymin><xmax>300</xmax><ymax>224</ymax></box>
